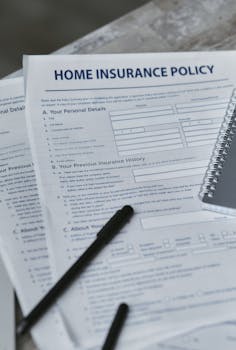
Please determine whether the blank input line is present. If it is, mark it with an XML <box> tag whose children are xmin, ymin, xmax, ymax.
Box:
<box><xmin>176</xmin><ymin>102</ymin><xmax>228</xmax><ymax>109</ymax></box>
<box><xmin>183</xmin><ymin>126</ymin><xmax>219</xmax><ymax>132</ymax></box>
<box><xmin>110</xmin><ymin>108</ymin><xmax>173</xmax><ymax>117</ymax></box>
<box><xmin>117</xmin><ymin>136</ymin><xmax>181</xmax><ymax>147</ymax></box>
<box><xmin>177</xmin><ymin>107</ymin><xmax>226</xmax><ymax>114</ymax></box>
<box><xmin>115</xmin><ymin>131</ymin><xmax>179</xmax><ymax>141</ymax></box>
<box><xmin>135</xmin><ymin>165</ymin><xmax>206</xmax><ymax>177</ymax></box>
<box><xmin>187</xmin><ymin>137</ymin><xmax>216</xmax><ymax>143</ymax></box>
<box><xmin>112</xmin><ymin>112</ymin><xmax>173</xmax><ymax>122</ymax></box>
<box><xmin>118</xmin><ymin>142</ymin><xmax>182</xmax><ymax>152</ymax></box>
<box><xmin>185</xmin><ymin>130</ymin><xmax>218</xmax><ymax>136</ymax></box>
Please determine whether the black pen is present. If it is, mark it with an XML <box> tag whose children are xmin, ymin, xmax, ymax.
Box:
<box><xmin>102</xmin><ymin>303</ymin><xmax>129</xmax><ymax>350</ymax></box>
<box><xmin>17</xmin><ymin>205</ymin><xmax>134</xmax><ymax>335</ymax></box>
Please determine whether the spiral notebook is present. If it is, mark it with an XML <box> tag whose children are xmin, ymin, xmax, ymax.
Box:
<box><xmin>200</xmin><ymin>88</ymin><xmax>236</xmax><ymax>214</ymax></box>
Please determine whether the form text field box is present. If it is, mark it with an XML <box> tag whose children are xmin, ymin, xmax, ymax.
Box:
<box><xmin>142</xmin><ymin>211</ymin><xmax>228</xmax><ymax>230</ymax></box>
<box><xmin>110</xmin><ymin>109</ymin><xmax>173</xmax><ymax>121</ymax></box>
<box><xmin>176</xmin><ymin>99</ymin><xmax>228</xmax><ymax>114</ymax></box>
<box><xmin>118</xmin><ymin>137</ymin><xmax>182</xmax><ymax>151</ymax></box>
<box><xmin>110</xmin><ymin>105</ymin><xmax>173</xmax><ymax>117</ymax></box>
<box><xmin>112</xmin><ymin>115</ymin><xmax>175</xmax><ymax>129</ymax></box>
<box><xmin>133</xmin><ymin>159</ymin><xmax>208</xmax><ymax>182</ymax></box>
<box><xmin>115</xmin><ymin>128</ymin><xmax>179</xmax><ymax>140</ymax></box>
<box><xmin>119</xmin><ymin>143</ymin><xmax>183</xmax><ymax>156</ymax></box>
<box><xmin>116</xmin><ymin>132</ymin><xmax>180</xmax><ymax>146</ymax></box>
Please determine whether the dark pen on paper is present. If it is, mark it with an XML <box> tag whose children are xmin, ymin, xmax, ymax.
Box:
<box><xmin>17</xmin><ymin>205</ymin><xmax>134</xmax><ymax>335</ymax></box>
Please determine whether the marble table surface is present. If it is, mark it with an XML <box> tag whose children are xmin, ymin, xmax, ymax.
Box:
<box><xmin>15</xmin><ymin>0</ymin><xmax>236</xmax><ymax>348</ymax></box>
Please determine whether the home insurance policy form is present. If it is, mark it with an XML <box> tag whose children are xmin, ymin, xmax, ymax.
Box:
<box><xmin>24</xmin><ymin>52</ymin><xmax>236</xmax><ymax>348</ymax></box>
<box><xmin>0</xmin><ymin>78</ymin><xmax>75</xmax><ymax>350</ymax></box>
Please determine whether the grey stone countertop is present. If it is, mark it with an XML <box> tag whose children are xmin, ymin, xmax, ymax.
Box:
<box><xmin>16</xmin><ymin>0</ymin><xmax>236</xmax><ymax>348</ymax></box>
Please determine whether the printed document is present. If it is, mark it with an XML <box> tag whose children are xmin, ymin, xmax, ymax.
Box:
<box><xmin>0</xmin><ymin>256</ymin><xmax>14</xmax><ymax>350</ymax></box>
<box><xmin>24</xmin><ymin>52</ymin><xmax>236</xmax><ymax>348</ymax></box>
<box><xmin>0</xmin><ymin>78</ymin><xmax>74</xmax><ymax>350</ymax></box>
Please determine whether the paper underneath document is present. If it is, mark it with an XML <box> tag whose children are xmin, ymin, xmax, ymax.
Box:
<box><xmin>0</xmin><ymin>78</ymin><xmax>74</xmax><ymax>350</ymax></box>
<box><xmin>24</xmin><ymin>52</ymin><xmax>236</xmax><ymax>348</ymax></box>
<box><xmin>0</xmin><ymin>257</ymin><xmax>14</xmax><ymax>350</ymax></box>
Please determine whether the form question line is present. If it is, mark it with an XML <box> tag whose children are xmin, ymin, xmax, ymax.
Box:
<box><xmin>45</xmin><ymin>78</ymin><xmax>229</xmax><ymax>92</ymax></box>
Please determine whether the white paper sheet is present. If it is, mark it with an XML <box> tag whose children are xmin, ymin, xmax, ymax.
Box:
<box><xmin>147</xmin><ymin>322</ymin><xmax>236</xmax><ymax>350</ymax></box>
<box><xmin>24</xmin><ymin>52</ymin><xmax>236</xmax><ymax>348</ymax></box>
<box><xmin>0</xmin><ymin>78</ymin><xmax>75</xmax><ymax>350</ymax></box>
<box><xmin>0</xmin><ymin>256</ymin><xmax>14</xmax><ymax>350</ymax></box>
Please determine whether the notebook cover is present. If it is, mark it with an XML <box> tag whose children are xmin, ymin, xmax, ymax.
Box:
<box><xmin>202</xmin><ymin>88</ymin><xmax>236</xmax><ymax>211</ymax></box>
<box><xmin>202</xmin><ymin>132</ymin><xmax>236</xmax><ymax>209</ymax></box>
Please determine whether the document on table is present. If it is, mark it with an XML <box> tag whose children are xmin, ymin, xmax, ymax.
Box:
<box><xmin>0</xmin><ymin>78</ymin><xmax>75</xmax><ymax>350</ymax></box>
<box><xmin>148</xmin><ymin>322</ymin><xmax>236</xmax><ymax>350</ymax></box>
<box><xmin>24</xmin><ymin>52</ymin><xmax>236</xmax><ymax>348</ymax></box>
<box><xmin>0</xmin><ymin>256</ymin><xmax>14</xmax><ymax>350</ymax></box>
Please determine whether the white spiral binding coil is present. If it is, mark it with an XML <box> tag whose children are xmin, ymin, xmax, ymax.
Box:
<box><xmin>200</xmin><ymin>89</ymin><xmax>236</xmax><ymax>200</ymax></box>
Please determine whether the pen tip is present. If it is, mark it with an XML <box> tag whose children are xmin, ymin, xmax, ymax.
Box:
<box><xmin>122</xmin><ymin>205</ymin><xmax>134</xmax><ymax>217</ymax></box>
<box><xmin>119</xmin><ymin>303</ymin><xmax>129</xmax><ymax>313</ymax></box>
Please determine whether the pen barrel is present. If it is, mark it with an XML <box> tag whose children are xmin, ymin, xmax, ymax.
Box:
<box><xmin>102</xmin><ymin>303</ymin><xmax>129</xmax><ymax>350</ymax></box>
<box><xmin>17</xmin><ymin>205</ymin><xmax>134</xmax><ymax>335</ymax></box>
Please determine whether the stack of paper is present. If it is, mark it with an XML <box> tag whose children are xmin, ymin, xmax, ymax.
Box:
<box><xmin>2</xmin><ymin>51</ymin><xmax>236</xmax><ymax>349</ymax></box>
<box><xmin>0</xmin><ymin>78</ymin><xmax>75</xmax><ymax>350</ymax></box>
